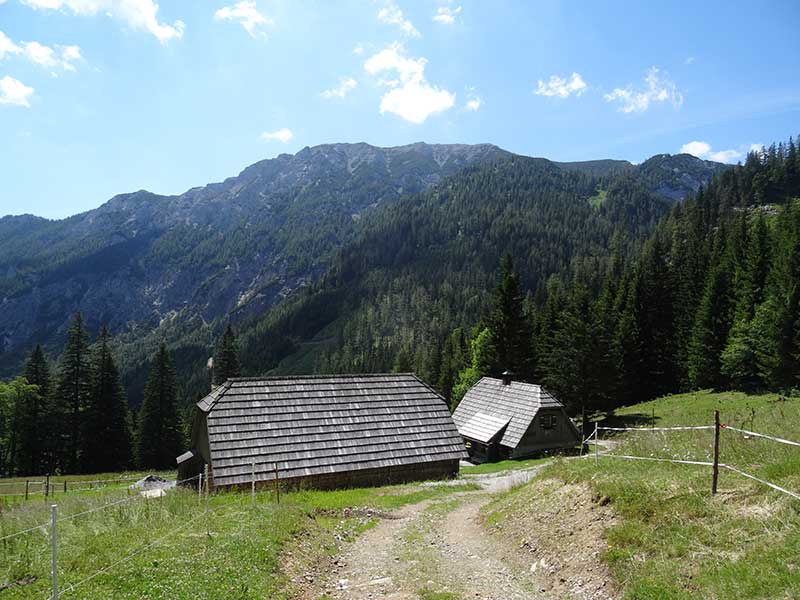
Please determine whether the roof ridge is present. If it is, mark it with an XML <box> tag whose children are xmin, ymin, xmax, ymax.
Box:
<box><xmin>224</xmin><ymin>372</ymin><xmax>418</xmax><ymax>383</ymax></box>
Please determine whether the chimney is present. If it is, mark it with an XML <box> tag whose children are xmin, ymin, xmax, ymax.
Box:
<box><xmin>501</xmin><ymin>370</ymin><xmax>513</xmax><ymax>386</ymax></box>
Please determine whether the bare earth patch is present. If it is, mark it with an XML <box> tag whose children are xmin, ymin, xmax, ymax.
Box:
<box><xmin>301</xmin><ymin>466</ymin><xmax>615</xmax><ymax>600</ymax></box>
<box><xmin>482</xmin><ymin>478</ymin><xmax>618</xmax><ymax>600</ymax></box>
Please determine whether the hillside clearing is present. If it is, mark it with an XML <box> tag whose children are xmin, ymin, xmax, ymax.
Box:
<box><xmin>493</xmin><ymin>390</ymin><xmax>800</xmax><ymax>600</ymax></box>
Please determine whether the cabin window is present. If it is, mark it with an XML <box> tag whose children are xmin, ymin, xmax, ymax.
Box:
<box><xmin>540</xmin><ymin>414</ymin><xmax>557</xmax><ymax>429</ymax></box>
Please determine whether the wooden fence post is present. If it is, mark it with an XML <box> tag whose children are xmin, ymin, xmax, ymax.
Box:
<box><xmin>712</xmin><ymin>410</ymin><xmax>720</xmax><ymax>495</ymax></box>
<box><xmin>594</xmin><ymin>423</ymin><xmax>599</xmax><ymax>467</ymax></box>
<box><xmin>50</xmin><ymin>504</ymin><xmax>58</xmax><ymax>600</ymax></box>
<box><xmin>274</xmin><ymin>463</ymin><xmax>280</xmax><ymax>504</ymax></box>
<box><xmin>25</xmin><ymin>480</ymin><xmax>29</xmax><ymax>500</ymax></box>
<box><xmin>63</xmin><ymin>481</ymin><xmax>67</xmax><ymax>494</ymax></box>
<box><xmin>204</xmin><ymin>463</ymin><xmax>210</xmax><ymax>537</ymax></box>
<box><xmin>44</xmin><ymin>475</ymin><xmax>50</xmax><ymax>502</ymax></box>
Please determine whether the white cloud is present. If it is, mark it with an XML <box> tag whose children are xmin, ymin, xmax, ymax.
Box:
<box><xmin>321</xmin><ymin>77</ymin><xmax>357</xmax><ymax>99</ymax></box>
<box><xmin>604</xmin><ymin>67</ymin><xmax>683</xmax><ymax>113</ymax></box>
<box><xmin>1</xmin><ymin>31</ymin><xmax>82</xmax><ymax>71</ymax></box>
<box><xmin>0</xmin><ymin>75</ymin><xmax>34</xmax><ymax>107</ymax></box>
<box><xmin>20</xmin><ymin>0</ymin><xmax>184</xmax><ymax>44</ymax></box>
<box><xmin>260</xmin><ymin>128</ymin><xmax>293</xmax><ymax>143</ymax></box>
<box><xmin>464</xmin><ymin>87</ymin><xmax>481</xmax><ymax>111</ymax></box>
<box><xmin>377</xmin><ymin>2</ymin><xmax>420</xmax><ymax>37</ymax></box>
<box><xmin>750</xmin><ymin>143</ymin><xmax>764</xmax><ymax>153</ymax></box>
<box><xmin>353</xmin><ymin>43</ymin><xmax>364</xmax><ymax>55</ymax></box>
<box><xmin>214</xmin><ymin>1</ymin><xmax>271</xmax><ymax>38</ymax></box>
<box><xmin>680</xmin><ymin>140</ymin><xmax>754</xmax><ymax>164</ymax></box>
<box><xmin>534</xmin><ymin>72</ymin><xmax>587</xmax><ymax>98</ymax></box>
<box><xmin>680</xmin><ymin>141</ymin><xmax>711</xmax><ymax>157</ymax></box>
<box><xmin>433</xmin><ymin>5</ymin><xmax>461</xmax><ymax>24</ymax></box>
<box><xmin>0</xmin><ymin>31</ymin><xmax>21</xmax><ymax>59</ymax></box>
<box><xmin>466</xmin><ymin>97</ymin><xmax>481</xmax><ymax>111</ymax></box>
<box><xmin>364</xmin><ymin>44</ymin><xmax>455</xmax><ymax>124</ymax></box>
<box><xmin>685</xmin><ymin>56</ymin><xmax>695</xmax><ymax>65</ymax></box>
<box><xmin>21</xmin><ymin>41</ymin><xmax>82</xmax><ymax>71</ymax></box>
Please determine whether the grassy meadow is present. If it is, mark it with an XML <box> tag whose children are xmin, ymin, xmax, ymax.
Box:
<box><xmin>487</xmin><ymin>390</ymin><xmax>800</xmax><ymax>600</ymax></box>
<box><xmin>0</xmin><ymin>474</ymin><xmax>477</xmax><ymax>599</ymax></box>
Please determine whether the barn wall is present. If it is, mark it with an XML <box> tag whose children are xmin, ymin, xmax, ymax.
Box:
<box><xmin>177</xmin><ymin>410</ymin><xmax>211</xmax><ymax>484</ymax></box>
<box><xmin>214</xmin><ymin>459</ymin><xmax>460</xmax><ymax>492</ymax></box>
<box><xmin>511</xmin><ymin>408</ymin><xmax>580</xmax><ymax>458</ymax></box>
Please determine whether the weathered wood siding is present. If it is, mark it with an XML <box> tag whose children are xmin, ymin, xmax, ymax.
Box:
<box><xmin>511</xmin><ymin>408</ymin><xmax>581</xmax><ymax>458</ymax></box>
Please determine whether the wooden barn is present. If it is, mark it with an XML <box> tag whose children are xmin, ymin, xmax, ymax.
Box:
<box><xmin>177</xmin><ymin>373</ymin><xmax>467</xmax><ymax>490</ymax></box>
<box><xmin>452</xmin><ymin>374</ymin><xmax>581</xmax><ymax>463</ymax></box>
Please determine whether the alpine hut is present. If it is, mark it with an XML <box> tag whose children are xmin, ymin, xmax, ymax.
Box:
<box><xmin>177</xmin><ymin>373</ymin><xmax>467</xmax><ymax>491</ymax></box>
<box><xmin>452</xmin><ymin>373</ymin><xmax>581</xmax><ymax>463</ymax></box>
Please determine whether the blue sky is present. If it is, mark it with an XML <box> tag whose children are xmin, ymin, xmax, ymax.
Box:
<box><xmin>1</xmin><ymin>0</ymin><xmax>799</xmax><ymax>219</ymax></box>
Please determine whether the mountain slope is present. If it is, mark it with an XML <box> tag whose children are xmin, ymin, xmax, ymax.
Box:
<box><xmin>0</xmin><ymin>144</ymin><xmax>728</xmax><ymax>407</ymax></box>
<box><xmin>0</xmin><ymin>143</ymin><xmax>508</xmax><ymax>379</ymax></box>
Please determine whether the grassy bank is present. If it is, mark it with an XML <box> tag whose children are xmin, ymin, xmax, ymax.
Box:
<box><xmin>487</xmin><ymin>390</ymin><xmax>800</xmax><ymax>599</ymax></box>
<box><xmin>0</xmin><ymin>478</ymin><xmax>476</xmax><ymax>599</ymax></box>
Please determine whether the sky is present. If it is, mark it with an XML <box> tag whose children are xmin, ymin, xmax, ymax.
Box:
<box><xmin>1</xmin><ymin>0</ymin><xmax>799</xmax><ymax>219</ymax></box>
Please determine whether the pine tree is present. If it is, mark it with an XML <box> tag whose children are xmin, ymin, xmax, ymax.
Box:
<box><xmin>19</xmin><ymin>346</ymin><xmax>52</xmax><ymax>474</ymax></box>
<box><xmin>136</xmin><ymin>344</ymin><xmax>182</xmax><ymax>470</ymax></box>
<box><xmin>213</xmin><ymin>324</ymin><xmax>241</xmax><ymax>386</ymax></box>
<box><xmin>721</xmin><ymin>213</ymin><xmax>771</xmax><ymax>389</ymax></box>
<box><xmin>488</xmin><ymin>253</ymin><xmax>533</xmax><ymax>377</ymax></box>
<box><xmin>82</xmin><ymin>326</ymin><xmax>132</xmax><ymax>473</ymax></box>
<box><xmin>54</xmin><ymin>313</ymin><xmax>92</xmax><ymax>473</ymax></box>
<box><xmin>437</xmin><ymin>327</ymin><xmax>468</xmax><ymax>402</ymax></box>
<box><xmin>753</xmin><ymin>202</ymin><xmax>800</xmax><ymax>389</ymax></box>
<box><xmin>688</xmin><ymin>227</ymin><xmax>736</xmax><ymax>390</ymax></box>
<box><xmin>0</xmin><ymin>379</ymin><xmax>41</xmax><ymax>476</ymax></box>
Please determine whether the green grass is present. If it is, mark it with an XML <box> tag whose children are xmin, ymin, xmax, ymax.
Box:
<box><xmin>587</xmin><ymin>188</ymin><xmax>608</xmax><ymax>209</ymax></box>
<box><xmin>0</xmin><ymin>470</ymin><xmax>174</xmax><ymax>499</ymax></box>
<box><xmin>460</xmin><ymin>455</ymin><xmax>552</xmax><ymax>475</ymax></box>
<box><xmin>0</xmin><ymin>479</ymin><xmax>477</xmax><ymax>598</ymax></box>
<box><xmin>532</xmin><ymin>390</ymin><xmax>800</xmax><ymax>600</ymax></box>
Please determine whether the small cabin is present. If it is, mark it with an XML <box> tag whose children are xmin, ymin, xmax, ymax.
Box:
<box><xmin>452</xmin><ymin>375</ymin><xmax>580</xmax><ymax>463</ymax></box>
<box><xmin>177</xmin><ymin>373</ymin><xmax>467</xmax><ymax>490</ymax></box>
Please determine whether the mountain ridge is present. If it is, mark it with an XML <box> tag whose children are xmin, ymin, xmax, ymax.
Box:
<box><xmin>0</xmin><ymin>141</ymin><xmax>731</xmax><ymax>406</ymax></box>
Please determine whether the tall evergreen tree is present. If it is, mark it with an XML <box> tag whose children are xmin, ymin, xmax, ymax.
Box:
<box><xmin>55</xmin><ymin>313</ymin><xmax>92</xmax><ymax>473</ymax></box>
<box><xmin>82</xmin><ymin>326</ymin><xmax>132</xmax><ymax>473</ymax></box>
<box><xmin>136</xmin><ymin>344</ymin><xmax>182</xmax><ymax>469</ymax></box>
<box><xmin>487</xmin><ymin>253</ymin><xmax>533</xmax><ymax>377</ymax></box>
<box><xmin>0</xmin><ymin>379</ymin><xmax>40</xmax><ymax>476</ymax></box>
<box><xmin>21</xmin><ymin>345</ymin><xmax>52</xmax><ymax>474</ymax></box>
<box><xmin>213</xmin><ymin>324</ymin><xmax>241</xmax><ymax>385</ymax></box>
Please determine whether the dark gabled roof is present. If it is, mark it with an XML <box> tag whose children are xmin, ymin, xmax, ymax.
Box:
<box><xmin>452</xmin><ymin>377</ymin><xmax>568</xmax><ymax>448</ymax></box>
<box><xmin>197</xmin><ymin>373</ymin><xmax>467</xmax><ymax>487</ymax></box>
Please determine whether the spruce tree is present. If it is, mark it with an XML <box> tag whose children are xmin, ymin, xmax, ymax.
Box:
<box><xmin>55</xmin><ymin>313</ymin><xmax>92</xmax><ymax>473</ymax></box>
<box><xmin>721</xmin><ymin>214</ymin><xmax>771</xmax><ymax>389</ymax></box>
<box><xmin>136</xmin><ymin>344</ymin><xmax>182</xmax><ymax>470</ymax></box>
<box><xmin>452</xmin><ymin>327</ymin><xmax>497</xmax><ymax>409</ymax></box>
<box><xmin>82</xmin><ymin>326</ymin><xmax>132</xmax><ymax>473</ymax></box>
<box><xmin>487</xmin><ymin>253</ymin><xmax>533</xmax><ymax>377</ymax></box>
<box><xmin>213</xmin><ymin>324</ymin><xmax>241</xmax><ymax>385</ymax></box>
<box><xmin>21</xmin><ymin>345</ymin><xmax>51</xmax><ymax>474</ymax></box>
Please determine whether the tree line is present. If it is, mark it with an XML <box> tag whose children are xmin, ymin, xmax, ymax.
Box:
<box><xmin>445</xmin><ymin>139</ymin><xmax>800</xmax><ymax>426</ymax></box>
<box><xmin>0</xmin><ymin>317</ymin><xmax>242</xmax><ymax>477</ymax></box>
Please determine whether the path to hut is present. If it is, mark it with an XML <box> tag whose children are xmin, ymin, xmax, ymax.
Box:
<box><xmin>312</xmin><ymin>464</ymin><xmax>553</xmax><ymax>600</ymax></box>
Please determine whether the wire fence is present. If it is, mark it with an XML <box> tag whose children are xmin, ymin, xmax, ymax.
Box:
<box><xmin>0</xmin><ymin>475</ymin><xmax>144</xmax><ymax>499</ymax></box>
<box><xmin>591</xmin><ymin>411</ymin><xmax>800</xmax><ymax>501</ymax></box>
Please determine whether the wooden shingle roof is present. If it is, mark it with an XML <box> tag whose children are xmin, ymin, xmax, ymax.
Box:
<box><xmin>452</xmin><ymin>377</ymin><xmax>566</xmax><ymax>448</ymax></box>
<box><xmin>199</xmin><ymin>373</ymin><xmax>467</xmax><ymax>487</ymax></box>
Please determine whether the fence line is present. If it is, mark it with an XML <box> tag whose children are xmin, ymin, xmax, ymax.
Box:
<box><xmin>603</xmin><ymin>454</ymin><xmax>715</xmax><ymax>467</ymax></box>
<box><xmin>598</xmin><ymin>425</ymin><xmax>715</xmax><ymax>431</ymax></box>
<box><xmin>0</xmin><ymin>521</ymin><xmax>49</xmax><ymax>542</ymax></box>
<box><xmin>721</xmin><ymin>424</ymin><xmax>800</xmax><ymax>448</ymax></box>
<box><xmin>720</xmin><ymin>464</ymin><xmax>800</xmax><ymax>501</ymax></box>
<box><xmin>55</xmin><ymin>512</ymin><xmax>204</xmax><ymax>599</ymax></box>
<box><xmin>0</xmin><ymin>475</ymin><xmax>201</xmax><ymax>545</ymax></box>
<box><xmin>595</xmin><ymin>413</ymin><xmax>799</xmax><ymax>501</ymax></box>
